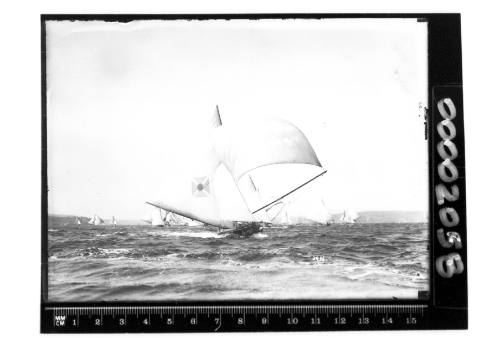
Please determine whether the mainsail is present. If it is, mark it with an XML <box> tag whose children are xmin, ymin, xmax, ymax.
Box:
<box><xmin>75</xmin><ymin>216</ymin><xmax>81</xmax><ymax>225</ymax></box>
<box><xmin>111</xmin><ymin>216</ymin><xmax>117</xmax><ymax>226</ymax></box>
<box><xmin>148</xmin><ymin>106</ymin><xmax>326</xmax><ymax>229</ymax></box>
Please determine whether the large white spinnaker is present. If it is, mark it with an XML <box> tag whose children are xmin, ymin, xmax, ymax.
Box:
<box><xmin>212</xmin><ymin>116</ymin><xmax>326</xmax><ymax>214</ymax></box>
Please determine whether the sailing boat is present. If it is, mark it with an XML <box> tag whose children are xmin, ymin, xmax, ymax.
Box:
<box><xmin>142</xmin><ymin>207</ymin><xmax>168</xmax><ymax>227</ymax></box>
<box><xmin>165</xmin><ymin>212</ymin><xmax>202</xmax><ymax>227</ymax></box>
<box><xmin>321</xmin><ymin>197</ymin><xmax>338</xmax><ymax>226</ymax></box>
<box><xmin>111</xmin><ymin>216</ymin><xmax>118</xmax><ymax>226</ymax></box>
<box><xmin>88</xmin><ymin>214</ymin><xmax>104</xmax><ymax>226</ymax></box>
<box><xmin>339</xmin><ymin>209</ymin><xmax>359</xmax><ymax>224</ymax></box>
<box><xmin>74</xmin><ymin>216</ymin><xmax>82</xmax><ymax>225</ymax></box>
<box><xmin>264</xmin><ymin>200</ymin><xmax>290</xmax><ymax>225</ymax></box>
<box><xmin>147</xmin><ymin>106</ymin><xmax>326</xmax><ymax>237</ymax></box>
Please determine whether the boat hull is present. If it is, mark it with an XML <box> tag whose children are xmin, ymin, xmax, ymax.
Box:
<box><xmin>218</xmin><ymin>221</ymin><xmax>265</xmax><ymax>237</ymax></box>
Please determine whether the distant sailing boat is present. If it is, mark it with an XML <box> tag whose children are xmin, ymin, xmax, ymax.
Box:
<box><xmin>142</xmin><ymin>207</ymin><xmax>168</xmax><ymax>227</ymax></box>
<box><xmin>88</xmin><ymin>214</ymin><xmax>104</xmax><ymax>226</ymax></box>
<box><xmin>74</xmin><ymin>216</ymin><xmax>81</xmax><ymax>225</ymax></box>
<box><xmin>111</xmin><ymin>216</ymin><xmax>118</xmax><ymax>226</ymax></box>
<box><xmin>147</xmin><ymin>106</ymin><xmax>326</xmax><ymax>236</ymax></box>
<box><xmin>264</xmin><ymin>200</ymin><xmax>290</xmax><ymax>225</ymax></box>
<box><xmin>165</xmin><ymin>212</ymin><xmax>202</xmax><ymax>227</ymax></box>
<box><xmin>321</xmin><ymin>198</ymin><xmax>338</xmax><ymax>226</ymax></box>
<box><xmin>339</xmin><ymin>209</ymin><xmax>359</xmax><ymax>224</ymax></box>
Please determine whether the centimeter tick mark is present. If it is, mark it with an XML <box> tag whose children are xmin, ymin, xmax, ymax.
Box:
<box><xmin>46</xmin><ymin>304</ymin><xmax>428</xmax><ymax>331</ymax></box>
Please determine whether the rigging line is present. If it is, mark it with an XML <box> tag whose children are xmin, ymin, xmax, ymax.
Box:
<box><xmin>251</xmin><ymin>169</ymin><xmax>327</xmax><ymax>214</ymax></box>
<box><xmin>248</xmin><ymin>174</ymin><xmax>258</xmax><ymax>192</ymax></box>
<box><xmin>267</xmin><ymin>201</ymin><xmax>285</xmax><ymax>222</ymax></box>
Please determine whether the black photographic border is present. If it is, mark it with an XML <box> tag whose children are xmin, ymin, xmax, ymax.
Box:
<box><xmin>41</xmin><ymin>13</ymin><xmax>466</xmax><ymax>332</ymax></box>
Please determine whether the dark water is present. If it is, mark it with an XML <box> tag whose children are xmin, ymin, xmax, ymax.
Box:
<box><xmin>48</xmin><ymin>223</ymin><xmax>429</xmax><ymax>301</ymax></box>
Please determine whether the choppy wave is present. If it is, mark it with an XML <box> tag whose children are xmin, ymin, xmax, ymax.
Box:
<box><xmin>162</xmin><ymin>231</ymin><xmax>226</xmax><ymax>239</ymax></box>
<box><xmin>48</xmin><ymin>222</ymin><xmax>429</xmax><ymax>301</ymax></box>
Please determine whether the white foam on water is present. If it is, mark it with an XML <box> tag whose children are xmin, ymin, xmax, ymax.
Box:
<box><xmin>252</xmin><ymin>233</ymin><xmax>269</xmax><ymax>238</ymax></box>
<box><xmin>268</xmin><ymin>225</ymin><xmax>288</xmax><ymax>229</ymax></box>
<box><xmin>166</xmin><ymin>231</ymin><xmax>225</xmax><ymax>239</ymax></box>
<box><xmin>101</xmin><ymin>248</ymin><xmax>132</xmax><ymax>255</ymax></box>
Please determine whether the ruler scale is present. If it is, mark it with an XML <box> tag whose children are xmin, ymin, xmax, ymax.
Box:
<box><xmin>44</xmin><ymin>304</ymin><xmax>429</xmax><ymax>332</ymax></box>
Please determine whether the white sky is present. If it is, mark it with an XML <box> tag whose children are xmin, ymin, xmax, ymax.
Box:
<box><xmin>46</xmin><ymin>18</ymin><xmax>428</xmax><ymax>220</ymax></box>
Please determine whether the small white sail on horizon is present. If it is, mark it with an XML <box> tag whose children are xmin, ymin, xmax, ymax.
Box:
<box><xmin>111</xmin><ymin>216</ymin><xmax>118</xmax><ymax>226</ymax></box>
<box><xmin>142</xmin><ymin>205</ymin><xmax>203</xmax><ymax>227</ymax></box>
<box><xmin>142</xmin><ymin>207</ymin><xmax>167</xmax><ymax>226</ymax></box>
<box><xmin>152</xmin><ymin>208</ymin><xmax>167</xmax><ymax>226</ymax></box>
<box><xmin>88</xmin><ymin>214</ymin><xmax>104</xmax><ymax>226</ymax></box>
<box><xmin>75</xmin><ymin>216</ymin><xmax>81</xmax><ymax>225</ymax></box>
<box><xmin>339</xmin><ymin>209</ymin><xmax>360</xmax><ymax>224</ymax></box>
<box><xmin>165</xmin><ymin>212</ymin><xmax>203</xmax><ymax>227</ymax></box>
<box><xmin>264</xmin><ymin>200</ymin><xmax>291</xmax><ymax>225</ymax></box>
